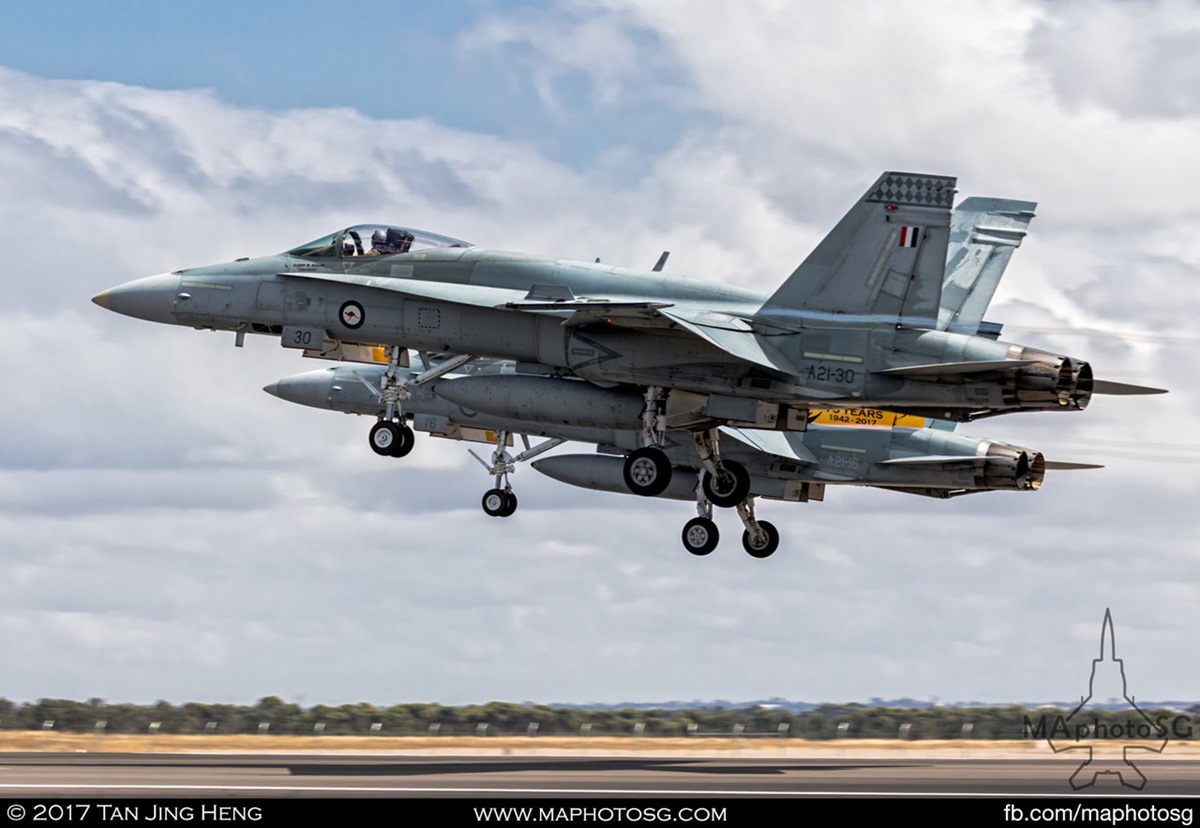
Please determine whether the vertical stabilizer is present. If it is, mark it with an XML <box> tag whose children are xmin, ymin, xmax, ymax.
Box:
<box><xmin>759</xmin><ymin>172</ymin><xmax>956</xmax><ymax>323</ymax></box>
<box><xmin>939</xmin><ymin>197</ymin><xmax>1037</xmax><ymax>334</ymax></box>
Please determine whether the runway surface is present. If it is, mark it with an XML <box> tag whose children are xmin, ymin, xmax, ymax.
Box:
<box><xmin>0</xmin><ymin>753</ymin><xmax>1198</xmax><ymax>797</ymax></box>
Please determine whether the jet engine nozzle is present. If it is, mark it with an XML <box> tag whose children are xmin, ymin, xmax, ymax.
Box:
<box><xmin>981</xmin><ymin>443</ymin><xmax>1045</xmax><ymax>490</ymax></box>
<box><xmin>1012</xmin><ymin>355</ymin><xmax>1092</xmax><ymax>411</ymax></box>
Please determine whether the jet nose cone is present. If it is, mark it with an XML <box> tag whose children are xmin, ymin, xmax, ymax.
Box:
<box><xmin>92</xmin><ymin>272</ymin><xmax>179</xmax><ymax>324</ymax></box>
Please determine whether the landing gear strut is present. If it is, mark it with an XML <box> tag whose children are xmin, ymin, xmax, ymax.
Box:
<box><xmin>693</xmin><ymin>428</ymin><xmax>750</xmax><ymax>507</ymax></box>
<box><xmin>680</xmin><ymin>472</ymin><xmax>719</xmax><ymax>555</ymax></box>
<box><xmin>677</xmin><ymin>467</ymin><xmax>779</xmax><ymax>558</ymax></box>
<box><xmin>357</xmin><ymin>348</ymin><xmax>476</xmax><ymax>459</ymax></box>
<box><xmin>624</xmin><ymin>386</ymin><xmax>672</xmax><ymax>496</ymax></box>
<box><xmin>469</xmin><ymin>431</ymin><xmax>566</xmax><ymax>518</ymax></box>
<box><xmin>736</xmin><ymin>497</ymin><xmax>778</xmax><ymax>558</ymax></box>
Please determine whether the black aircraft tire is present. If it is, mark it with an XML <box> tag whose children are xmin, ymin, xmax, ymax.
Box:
<box><xmin>681</xmin><ymin>517</ymin><xmax>719</xmax><ymax>556</ymax></box>
<box><xmin>623</xmin><ymin>447</ymin><xmax>672</xmax><ymax>497</ymax></box>
<box><xmin>390</xmin><ymin>424</ymin><xmax>415</xmax><ymax>458</ymax></box>
<box><xmin>702</xmin><ymin>460</ymin><xmax>751</xmax><ymax>508</ymax></box>
<box><xmin>499</xmin><ymin>491</ymin><xmax>518</xmax><ymax>517</ymax></box>
<box><xmin>369</xmin><ymin>421</ymin><xmax>402</xmax><ymax>456</ymax></box>
<box><xmin>742</xmin><ymin>520</ymin><xmax>780</xmax><ymax>559</ymax></box>
<box><xmin>482</xmin><ymin>489</ymin><xmax>509</xmax><ymax>517</ymax></box>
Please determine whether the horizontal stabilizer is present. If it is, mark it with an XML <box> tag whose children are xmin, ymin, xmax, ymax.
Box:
<box><xmin>1044</xmin><ymin>461</ymin><xmax>1104</xmax><ymax>470</ymax></box>
<box><xmin>719</xmin><ymin>426</ymin><xmax>818</xmax><ymax>465</ymax></box>
<box><xmin>1092</xmin><ymin>379</ymin><xmax>1168</xmax><ymax>396</ymax></box>
<box><xmin>661</xmin><ymin>308</ymin><xmax>803</xmax><ymax>377</ymax></box>
<box><xmin>876</xmin><ymin>359</ymin><xmax>1037</xmax><ymax>378</ymax></box>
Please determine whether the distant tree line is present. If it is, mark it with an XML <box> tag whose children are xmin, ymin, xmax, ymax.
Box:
<box><xmin>0</xmin><ymin>697</ymin><xmax>1194</xmax><ymax>740</ymax></box>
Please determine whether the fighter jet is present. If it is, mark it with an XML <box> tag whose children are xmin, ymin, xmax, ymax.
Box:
<box><xmin>92</xmin><ymin>172</ymin><xmax>1162</xmax><ymax>514</ymax></box>
<box><xmin>264</xmin><ymin>358</ymin><xmax>1095</xmax><ymax>558</ymax></box>
<box><xmin>258</xmin><ymin>195</ymin><xmax>1093</xmax><ymax>558</ymax></box>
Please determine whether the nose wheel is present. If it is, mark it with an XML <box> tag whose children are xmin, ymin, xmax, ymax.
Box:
<box><xmin>368</xmin><ymin>420</ymin><xmax>414</xmax><ymax>457</ymax></box>
<box><xmin>482</xmin><ymin>488</ymin><xmax>518</xmax><ymax>518</ymax></box>
<box><xmin>358</xmin><ymin>348</ymin><xmax>479</xmax><ymax>461</ymax></box>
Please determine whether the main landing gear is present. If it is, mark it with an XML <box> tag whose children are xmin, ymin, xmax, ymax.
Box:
<box><xmin>735</xmin><ymin>498</ymin><xmax>779</xmax><ymax>558</ymax></box>
<box><xmin>623</xmin><ymin>446</ymin><xmax>672</xmax><ymax>496</ymax></box>
<box><xmin>678</xmin><ymin>498</ymin><xmax>779</xmax><ymax>559</ymax></box>
<box><xmin>677</xmin><ymin>460</ymin><xmax>778</xmax><ymax>559</ymax></box>
<box><xmin>676</xmin><ymin>494</ymin><xmax>777</xmax><ymax>556</ymax></box>
<box><xmin>623</xmin><ymin>386</ymin><xmax>673</xmax><ymax>496</ymax></box>
<box><xmin>618</xmin><ymin>398</ymin><xmax>777</xmax><ymax>558</ymax></box>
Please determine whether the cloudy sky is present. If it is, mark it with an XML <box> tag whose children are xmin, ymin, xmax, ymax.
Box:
<box><xmin>1</xmin><ymin>0</ymin><xmax>1197</xmax><ymax>709</ymax></box>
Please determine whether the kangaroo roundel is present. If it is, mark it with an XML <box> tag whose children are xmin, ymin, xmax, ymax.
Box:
<box><xmin>339</xmin><ymin>300</ymin><xmax>365</xmax><ymax>329</ymax></box>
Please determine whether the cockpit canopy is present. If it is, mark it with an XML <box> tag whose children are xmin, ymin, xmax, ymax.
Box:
<box><xmin>286</xmin><ymin>225</ymin><xmax>473</xmax><ymax>258</ymax></box>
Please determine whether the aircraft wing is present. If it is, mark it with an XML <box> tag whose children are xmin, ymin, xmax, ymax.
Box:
<box><xmin>939</xmin><ymin>197</ymin><xmax>1037</xmax><ymax>334</ymax></box>
<box><xmin>287</xmin><ymin>269</ymin><xmax>813</xmax><ymax>380</ymax></box>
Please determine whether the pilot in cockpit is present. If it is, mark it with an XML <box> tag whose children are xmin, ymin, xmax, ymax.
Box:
<box><xmin>366</xmin><ymin>228</ymin><xmax>415</xmax><ymax>255</ymax></box>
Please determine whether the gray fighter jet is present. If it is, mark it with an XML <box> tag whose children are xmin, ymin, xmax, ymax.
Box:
<box><xmin>258</xmin><ymin>195</ymin><xmax>1091</xmax><ymax>558</ymax></box>
<box><xmin>93</xmin><ymin>172</ymin><xmax>1162</xmax><ymax>510</ymax></box>
<box><xmin>264</xmin><ymin>358</ymin><xmax>1094</xmax><ymax>558</ymax></box>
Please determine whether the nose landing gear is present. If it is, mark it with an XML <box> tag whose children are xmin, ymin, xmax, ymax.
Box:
<box><xmin>482</xmin><ymin>488</ymin><xmax>518</xmax><ymax>518</ymax></box>
<box><xmin>358</xmin><ymin>348</ymin><xmax>477</xmax><ymax>459</ymax></box>
<box><xmin>469</xmin><ymin>430</ymin><xmax>566</xmax><ymax>518</ymax></box>
<box><xmin>368</xmin><ymin>420</ymin><xmax>414</xmax><ymax>457</ymax></box>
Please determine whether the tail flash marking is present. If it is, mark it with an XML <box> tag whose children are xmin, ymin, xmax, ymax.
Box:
<box><xmin>899</xmin><ymin>226</ymin><xmax>921</xmax><ymax>248</ymax></box>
